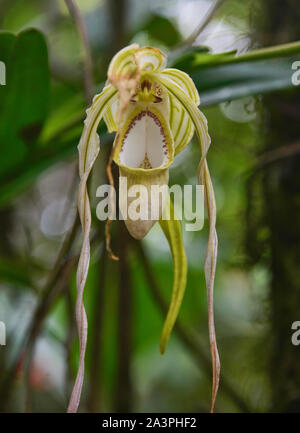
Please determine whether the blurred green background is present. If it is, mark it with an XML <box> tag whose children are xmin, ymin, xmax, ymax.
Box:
<box><xmin>0</xmin><ymin>0</ymin><xmax>300</xmax><ymax>413</ymax></box>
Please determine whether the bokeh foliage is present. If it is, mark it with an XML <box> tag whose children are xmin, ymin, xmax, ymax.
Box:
<box><xmin>0</xmin><ymin>0</ymin><xmax>299</xmax><ymax>413</ymax></box>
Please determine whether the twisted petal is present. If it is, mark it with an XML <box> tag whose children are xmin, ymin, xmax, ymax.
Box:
<box><xmin>159</xmin><ymin>197</ymin><xmax>187</xmax><ymax>353</ymax></box>
<box><xmin>68</xmin><ymin>83</ymin><xmax>117</xmax><ymax>413</ymax></box>
<box><xmin>156</xmin><ymin>73</ymin><xmax>220</xmax><ymax>413</ymax></box>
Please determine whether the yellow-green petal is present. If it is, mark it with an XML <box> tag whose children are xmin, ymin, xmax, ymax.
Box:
<box><xmin>156</xmin><ymin>74</ymin><xmax>210</xmax><ymax>157</ymax></box>
<box><xmin>68</xmin><ymin>83</ymin><xmax>117</xmax><ymax>413</ymax></box>
<box><xmin>155</xmin><ymin>73</ymin><xmax>220</xmax><ymax>413</ymax></box>
<box><xmin>168</xmin><ymin>91</ymin><xmax>195</xmax><ymax>155</ymax></box>
<box><xmin>135</xmin><ymin>46</ymin><xmax>167</xmax><ymax>72</ymax></box>
<box><xmin>107</xmin><ymin>45</ymin><xmax>167</xmax><ymax>126</ymax></box>
<box><xmin>103</xmin><ymin>90</ymin><xmax>118</xmax><ymax>132</ymax></box>
<box><xmin>108</xmin><ymin>43</ymin><xmax>139</xmax><ymax>81</ymax></box>
<box><xmin>161</xmin><ymin>68</ymin><xmax>200</xmax><ymax>154</ymax></box>
<box><xmin>162</xmin><ymin>68</ymin><xmax>200</xmax><ymax>105</ymax></box>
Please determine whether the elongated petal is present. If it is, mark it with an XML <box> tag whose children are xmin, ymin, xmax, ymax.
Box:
<box><xmin>68</xmin><ymin>83</ymin><xmax>117</xmax><ymax>413</ymax></box>
<box><xmin>156</xmin><ymin>74</ymin><xmax>220</xmax><ymax>413</ymax></box>
<box><xmin>159</xmin><ymin>197</ymin><xmax>187</xmax><ymax>353</ymax></box>
<box><xmin>198</xmin><ymin>159</ymin><xmax>219</xmax><ymax>413</ymax></box>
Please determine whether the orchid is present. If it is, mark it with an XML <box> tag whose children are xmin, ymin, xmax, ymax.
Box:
<box><xmin>68</xmin><ymin>44</ymin><xmax>219</xmax><ymax>413</ymax></box>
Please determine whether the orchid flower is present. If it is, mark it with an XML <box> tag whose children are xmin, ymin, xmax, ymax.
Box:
<box><xmin>68</xmin><ymin>44</ymin><xmax>219</xmax><ymax>413</ymax></box>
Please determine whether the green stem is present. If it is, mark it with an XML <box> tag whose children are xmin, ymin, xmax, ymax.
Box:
<box><xmin>194</xmin><ymin>40</ymin><xmax>300</xmax><ymax>68</ymax></box>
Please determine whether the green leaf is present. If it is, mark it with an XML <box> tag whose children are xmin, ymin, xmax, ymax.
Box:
<box><xmin>0</xmin><ymin>257</ymin><xmax>31</xmax><ymax>288</ymax></box>
<box><xmin>0</xmin><ymin>31</ymin><xmax>16</xmax><ymax>64</ymax></box>
<box><xmin>0</xmin><ymin>135</ymin><xmax>79</xmax><ymax>208</ymax></box>
<box><xmin>172</xmin><ymin>40</ymin><xmax>300</xmax><ymax>72</ymax></box>
<box><xmin>0</xmin><ymin>29</ymin><xmax>50</xmax><ymax>177</ymax></box>
<box><xmin>0</xmin><ymin>119</ymin><xmax>108</xmax><ymax>209</ymax></box>
<box><xmin>170</xmin><ymin>47</ymin><xmax>231</xmax><ymax>72</ymax></box>
<box><xmin>194</xmin><ymin>59</ymin><xmax>299</xmax><ymax>107</ymax></box>
<box><xmin>171</xmin><ymin>40</ymin><xmax>300</xmax><ymax>107</ymax></box>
